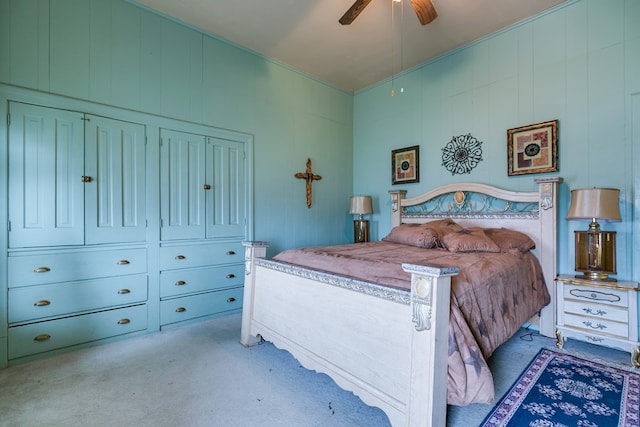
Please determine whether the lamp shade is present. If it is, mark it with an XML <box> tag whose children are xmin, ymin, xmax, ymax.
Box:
<box><xmin>349</xmin><ymin>195</ymin><xmax>373</xmax><ymax>215</ymax></box>
<box><xmin>566</xmin><ymin>188</ymin><xmax>621</xmax><ymax>221</ymax></box>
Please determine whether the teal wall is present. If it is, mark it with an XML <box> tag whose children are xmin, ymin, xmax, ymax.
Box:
<box><xmin>0</xmin><ymin>0</ymin><xmax>354</xmax><ymax>256</ymax></box>
<box><xmin>353</xmin><ymin>0</ymin><xmax>640</xmax><ymax>281</ymax></box>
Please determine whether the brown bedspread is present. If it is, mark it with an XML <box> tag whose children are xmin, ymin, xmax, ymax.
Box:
<box><xmin>273</xmin><ymin>241</ymin><xmax>550</xmax><ymax>406</ymax></box>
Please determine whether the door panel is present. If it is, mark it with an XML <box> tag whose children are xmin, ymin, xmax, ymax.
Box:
<box><xmin>85</xmin><ymin>115</ymin><xmax>146</xmax><ymax>244</ymax></box>
<box><xmin>160</xmin><ymin>129</ymin><xmax>206</xmax><ymax>240</ymax></box>
<box><xmin>8</xmin><ymin>102</ymin><xmax>84</xmax><ymax>248</ymax></box>
<box><xmin>207</xmin><ymin>137</ymin><xmax>246</xmax><ymax>238</ymax></box>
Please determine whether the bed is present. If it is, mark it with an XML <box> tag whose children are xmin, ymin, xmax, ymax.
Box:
<box><xmin>240</xmin><ymin>178</ymin><xmax>561</xmax><ymax>427</ymax></box>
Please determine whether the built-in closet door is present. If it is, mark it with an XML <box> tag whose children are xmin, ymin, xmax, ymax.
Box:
<box><xmin>160</xmin><ymin>129</ymin><xmax>206</xmax><ymax>240</ymax></box>
<box><xmin>207</xmin><ymin>137</ymin><xmax>246</xmax><ymax>238</ymax></box>
<box><xmin>8</xmin><ymin>102</ymin><xmax>84</xmax><ymax>248</ymax></box>
<box><xmin>84</xmin><ymin>115</ymin><xmax>146</xmax><ymax>244</ymax></box>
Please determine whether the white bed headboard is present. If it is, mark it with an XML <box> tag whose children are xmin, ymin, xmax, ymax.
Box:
<box><xmin>389</xmin><ymin>177</ymin><xmax>563</xmax><ymax>338</ymax></box>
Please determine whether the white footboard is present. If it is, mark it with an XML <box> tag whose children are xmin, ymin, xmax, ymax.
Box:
<box><xmin>240</xmin><ymin>241</ymin><xmax>459</xmax><ymax>427</ymax></box>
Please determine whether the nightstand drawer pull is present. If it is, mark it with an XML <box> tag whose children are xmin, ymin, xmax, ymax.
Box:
<box><xmin>583</xmin><ymin>307</ymin><xmax>606</xmax><ymax>316</ymax></box>
<box><xmin>34</xmin><ymin>334</ymin><xmax>51</xmax><ymax>342</ymax></box>
<box><xmin>227</xmin><ymin>297</ymin><xmax>236</xmax><ymax>303</ymax></box>
<box><xmin>176</xmin><ymin>307</ymin><xmax>186</xmax><ymax>313</ymax></box>
<box><xmin>175</xmin><ymin>280</ymin><xmax>187</xmax><ymax>286</ymax></box>
<box><xmin>34</xmin><ymin>267</ymin><xmax>51</xmax><ymax>273</ymax></box>
<box><xmin>226</xmin><ymin>273</ymin><xmax>235</xmax><ymax>279</ymax></box>
<box><xmin>226</xmin><ymin>250</ymin><xmax>236</xmax><ymax>255</ymax></box>
<box><xmin>570</xmin><ymin>288</ymin><xmax>620</xmax><ymax>303</ymax></box>
<box><xmin>116</xmin><ymin>260</ymin><xmax>130</xmax><ymax>265</ymax></box>
<box><xmin>117</xmin><ymin>318</ymin><xmax>130</xmax><ymax>325</ymax></box>
<box><xmin>34</xmin><ymin>300</ymin><xmax>51</xmax><ymax>307</ymax></box>
<box><xmin>583</xmin><ymin>321</ymin><xmax>607</xmax><ymax>330</ymax></box>
<box><xmin>175</xmin><ymin>255</ymin><xmax>186</xmax><ymax>260</ymax></box>
<box><xmin>117</xmin><ymin>289</ymin><xmax>131</xmax><ymax>294</ymax></box>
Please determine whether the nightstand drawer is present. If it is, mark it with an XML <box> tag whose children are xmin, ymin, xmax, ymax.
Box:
<box><xmin>563</xmin><ymin>299</ymin><xmax>628</xmax><ymax>323</ymax></box>
<box><xmin>563</xmin><ymin>285</ymin><xmax>628</xmax><ymax>308</ymax></box>
<box><xmin>564</xmin><ymin>313</ymin><xmax>629</xmax><ymax>338</ymax></box>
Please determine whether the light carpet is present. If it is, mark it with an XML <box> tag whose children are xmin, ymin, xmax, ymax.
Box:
<box><xmin>0</xmin><ymin>313</ymin><xmax>633</xmax><ymax>426</ymax></box>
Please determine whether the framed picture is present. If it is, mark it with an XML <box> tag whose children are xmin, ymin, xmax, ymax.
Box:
<box><xmin>391</xmin><ymin>145</ymin><xmax>419</xmax><ymax>184</ymax></box>
<box><xmin>507</xmin><ymin>120</ymin><xmax>558</xmax><ymax>176</ymax></box>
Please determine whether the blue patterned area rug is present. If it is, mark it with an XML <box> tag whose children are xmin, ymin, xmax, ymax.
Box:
<box><xmin>480</xmin><ymin>348</ymin><xmax>640</xmax><ymax>427</ymax></box>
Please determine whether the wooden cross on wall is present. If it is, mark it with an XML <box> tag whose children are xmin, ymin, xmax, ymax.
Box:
<box><xmin>295</xmin><ymin>158</ymin><xmax>322</xmax><ymax>208</ymax></box>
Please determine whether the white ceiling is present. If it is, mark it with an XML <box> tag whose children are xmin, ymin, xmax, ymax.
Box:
<box><xmin>132</xmin><ymin>0</ymin><xmax>567</xmax><ymax>92</ymax></box>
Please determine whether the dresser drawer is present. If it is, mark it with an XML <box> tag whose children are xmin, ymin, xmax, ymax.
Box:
<box><xmin>8</xmin><ymin>248</ymin><xmax>147</xmax><ymax>287</ymax></box>
<box><xmin>159</xmin><ymin>241</ymin><xmax>243</xmax><ymax>270</ymax></box>
<box><xmin>563</xmin><ymin>285</ymin><xmax>628</xmax><ymax>308</ymax></box>
<box><xmin>160</xmin><ymin>287</ymin><xmax>243</xmax><ymax>325</ymax></box>
<box><xmin>563</xmin><ymin>312</ymin><xmax>629</xmax><ymax>338</ymax></box>
<box><xmin>160</xmin><ymin>264</ymin><xmax>244</xmax><ymax>298</ymax></box>
<box><xmin>8</xmin><ymin>275</ymin><xmax>148</xmax><ymax>324</ymax></box>
<box><xmin>8</xmin><ymin>304</ymin><xmax>148</xmax><ymax>359</ymax></box>
<box><xmin>563</xmin><ymin>299</ymin><xmax>628</xmax><ymax>324</ymax></box>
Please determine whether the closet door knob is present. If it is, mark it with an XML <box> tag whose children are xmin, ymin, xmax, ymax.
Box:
<box><xmin>81</xmin><ymin>176</ymin><xmax>93</xmax><ymax>183</ymax></box>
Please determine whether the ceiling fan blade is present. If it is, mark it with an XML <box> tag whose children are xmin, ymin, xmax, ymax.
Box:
<box><xmin>410</xmin><ymin>0</ymin><xmax>438</xmax><ymax>25</ymax></box>
<box><xmin>339</xmin><ymin>0</ymin><xmax>373</xmax><ymax>25</ymax></box>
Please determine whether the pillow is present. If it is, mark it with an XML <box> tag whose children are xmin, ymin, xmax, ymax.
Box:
<box><xmin>484</xmin><ymin>227</ymin><xmax>536</xmax><ymax>253</ymax></box>
<box><xmin>441</xmin><ymin>227</ymin><xmax>500</xmax><ymax>253</ymax></box>
<box><xmin>382</xmin><ymin>223</ymin><xmax>438</xmax><ymax>248</ymax></box>
<box><xmin>419</xmin><ymin>218</ymin><xmax>463</xmax><ymax>246</ymax></box>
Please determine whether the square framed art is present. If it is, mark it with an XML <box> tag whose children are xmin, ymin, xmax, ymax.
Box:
<box><xmin>391</xmin><ymin>145</ymin><xmax>419</xmax><ymax>184</ymax></box>
<box><xmin>507</xmin><ymin>120</ymin><xmax>558</xmax><ymax>176</ymax></box>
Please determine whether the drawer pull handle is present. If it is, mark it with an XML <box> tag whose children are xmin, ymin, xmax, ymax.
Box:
<box><xmin>227</xmin><ymin>297</ymin><xmax>236</xmax><ymax>303</ymax></box>
<box><xmin>226</xmin><ymin>273</ymin><xmax>235</xmax><ymax>279</ymax></box>
<box><xmin>583</xmin><ymin>321</ymin><xmax>606</xmax><ymax>330</ymax></box>
<box><xmin>117</xmin><ymin>289</ymin><xmax>131</xmax><ymax>294</ymax></box>
<box><xmin>175</xmin><ymin>255</ymin><xmax>186</xmax><ymax>260</ymax></box>
<box><xmin>176</xmin><ymin>307</ymin><xmax>186</xmax><ymax>313</ymax></box>
<box><xmin>34</xmin><ymin>267</ymin><xmax>51</xmax><ymax>273</ymax></box>
<box><xmin>117</xmin><ymin>318</ymin><xmax>130</xmax><ymax>325</ymax></box>
<box><xmin>226</xmin><ymin>250</ymin><xmax>236</xmax><ymax>255</ymax></box>
<box><xmin>34</xmin><ymin>300</ymin><xmax>51</xmax><ymax>307</ymax></box>
<box><xmin>175</xmin><ymin>280</ymin><xmax>187</xmax><ymax>286</ymax></box>
<box><xmin>583</xmin><ymin>307</ymin><xmax>606</xmax><ymax>316</ymax></box>
<box><xmin>34</xmin><ymin>334</ymin><xmax>51</xmax><ymax>342</ymax></box>
<box><xmin>117</xmin><ymin>260</ymin><xmax>130</xmax><ymax>265</ymax></box>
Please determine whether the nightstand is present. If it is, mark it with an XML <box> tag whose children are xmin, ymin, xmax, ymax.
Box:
<box><xmin>555</xmin><ymin>275</ymin><xmax>640</xmax><ymax>368</ymax></box>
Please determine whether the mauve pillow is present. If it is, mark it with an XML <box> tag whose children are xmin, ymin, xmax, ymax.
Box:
<box><xmin>484</xmin><ymin>227</ymin><xmax>536</xmax><ymax>253</ymax></box>
<box><xmin>441</xmin><ymin>227</ymin><xmax>500</xmax><ymax>253</ymax></box>
<box><xmin>420</xmin><ymin>218</ymin><xmax>463</xmax><ymax>246</ymax></box>
<box><xmin>382</xmin><ymin>223</ymin><xmax>438</xmax><ymax>248</ymax></box>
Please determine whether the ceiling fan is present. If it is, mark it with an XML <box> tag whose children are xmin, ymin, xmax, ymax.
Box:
<box><xmin>339</xmin><ymin>0</ymin><xmax>438</xmax><ymax>26</ymax></box>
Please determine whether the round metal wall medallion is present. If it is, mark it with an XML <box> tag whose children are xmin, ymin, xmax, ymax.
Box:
<box><xmin>441</xmin><ymin>134</ymin><xmax>483</xmax><ymax>175</ymax></box>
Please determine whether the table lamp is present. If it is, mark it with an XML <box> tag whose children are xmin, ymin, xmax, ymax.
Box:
<box><xmin>350</xmin><ymin>195</ymin><xmax>373</xmax><ymax>243</ymax></box>
<box><xmin>566</xmin><ymin>188</ymin><xmax>621</xmax><ymax>281</ymax></box>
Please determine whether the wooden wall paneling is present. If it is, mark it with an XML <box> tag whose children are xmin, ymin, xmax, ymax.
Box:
<box><xmin>160</xmin><ymin>20</ymin><xmax>193</xmax><ymax>121</ymax></box>
<box><xmin>139</xmin><ymin>12</ymin><xmax>163</xmax><ymax>116</ymax></box>
<box><xmin>111</xmin><ymin>0</ymin><xmax>142</xmax><ymax>110</ymax></box>
<box><xmin>50</xmin><ymin>0</ymin><xmax>90</xmax><ymax>99</ymax></box>
<box><xmin>89</xmin><ymin>0</ymin><xmax>112</xmax><ymax>104</ymax></box>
